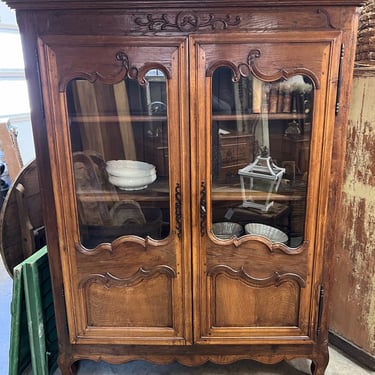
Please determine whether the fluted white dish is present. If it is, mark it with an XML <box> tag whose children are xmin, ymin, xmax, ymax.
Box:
<box><xmin>244</xmin><ymin>223</ymin><xmax>288</xmax><ymax>244</ymax></box>
<box><xmin>212</xmin><ymin>222</ymin><xmax>243</xmax><ymax>239</ymax></box>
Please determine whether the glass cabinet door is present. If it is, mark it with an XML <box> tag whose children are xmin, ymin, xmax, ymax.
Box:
<box><xmin>37</xmin><ymin>35</ymin><xmax>190</xmax><ymax>344</ymax></box>
<box><xmin>67</xmin><ymin>70</ymin><xmax>170</xmax><ymax>248</ymax></box>
<box><xmin>191</xmin><ymin>32</ymin><xmax>342</xmax><ymax>343</ymax></box>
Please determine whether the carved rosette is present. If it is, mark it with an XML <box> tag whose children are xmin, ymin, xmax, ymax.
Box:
<box><xmin>134</xmin><ymin>11</ymin><xmax>241</xmax><ymax>32</ymax></box>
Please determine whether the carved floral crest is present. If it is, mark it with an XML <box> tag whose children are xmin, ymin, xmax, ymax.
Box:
<box><xmin>134</xmin><ymin>11</ymin><xmax>241</xmax><ymax>32</ymax></box>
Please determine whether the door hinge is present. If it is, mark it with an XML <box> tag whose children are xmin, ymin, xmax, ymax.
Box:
<box><xmin>316</xmin><ymin>285</ymin><xmax>325</xmax><ymax>336</ymax></box>
<box><xmin>335</xmin><ymin>43</ymin><xmax>345</xmax><ymax>116</ymax></box>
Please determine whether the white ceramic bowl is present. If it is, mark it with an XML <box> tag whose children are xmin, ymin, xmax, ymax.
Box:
<box><xmin>212</xmin><ymin>222</ymin><xmax>243</xmax><ymax>239</ymax></box>
<box><xmin>107</xmin><ymin>173</ymin><xmax>156</xmax><ymax>191</ymax></box>
<box><xmin>106</xmin><ymin>160</ymin><xmax>156</xmax><ymax>190</ymax></box>
<box><xmin>244</xmin><ymin>223</ymin><xmax>288</xmax><ymax>244</ymax></box>
<box><xmin>106</xmin><ymin>160</ymin><xmax>156</xmax><ymax>178</ymax></box>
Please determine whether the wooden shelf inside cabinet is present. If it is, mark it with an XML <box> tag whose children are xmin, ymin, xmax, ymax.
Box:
<box><xmin>75</xmin><ymin>186</ymin><xmax>169</xmax><ymax>203</ymax></box>
<box><xmin>75</xmin><ymin>180</ymin><xmax>303</xmax><ymax>204</ymax></box>
<box><xmin>70</xmin><ymin>114</ymin><xmax>167</xmax><ymax>123</ymax></box>
<box><xmin>211</xmin><ymin>185</ymin><xmax>304</xmax><ymax>203</ymax></box>
<box><xmin>212</xmin><ymin>112</ymin><xmax>307</xmax><ymax>122</ymax></box>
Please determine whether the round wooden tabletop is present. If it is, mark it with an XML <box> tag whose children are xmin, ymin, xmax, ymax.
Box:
<box><xmin>0</xmin><ymin>160</ymin><xmax>44</xmax><ymax>277</ymax></box>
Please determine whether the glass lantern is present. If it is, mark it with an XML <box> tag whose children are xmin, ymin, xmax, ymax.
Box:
<box><xmin>238</xmin><ymin>148</ymin><xmax>285</xmax><ymax>212</ymax></box>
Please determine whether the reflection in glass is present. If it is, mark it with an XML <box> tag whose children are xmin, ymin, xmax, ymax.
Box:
<box><xmin>66</xmin><ymin>70</ymin><xmax>170</xmax><ymax>247</ymax></box>
<box><xmin>211</xmin><ymin>67</ymin><xmax>313</xmax><ymax>247</ymax></box>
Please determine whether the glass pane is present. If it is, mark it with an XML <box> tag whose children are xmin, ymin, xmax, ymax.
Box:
<box><xmin>211</xmin><ymin>66</ymin><xmax>313</xmax><ymax>247</ymax></box>
<box><xmin>66</xmin><ymin>70</ymin><xmax>169</xmax><ymax>248</ymax></box>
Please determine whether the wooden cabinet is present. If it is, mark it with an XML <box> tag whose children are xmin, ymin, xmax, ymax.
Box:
<box><xmin>217</xmin><ymin>132</ymin><xmax>255</xmax><ymax>183</ymax></box>
<box><xmin>4</xmin><ymin>1</ymin><xmax>362</xmax><ymax>374</ymax></box>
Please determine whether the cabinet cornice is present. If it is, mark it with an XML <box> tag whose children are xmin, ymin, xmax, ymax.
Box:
<box><xmin>4</xmin><ymin>0</ymin><xmax>366</xmax><ymax>11</ymax></box>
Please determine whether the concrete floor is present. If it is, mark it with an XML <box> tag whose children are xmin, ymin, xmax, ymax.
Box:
<box><xmin>1</xmin><ymin>256</ymin><xmax>374</xmax><ymax>375</ymax></box>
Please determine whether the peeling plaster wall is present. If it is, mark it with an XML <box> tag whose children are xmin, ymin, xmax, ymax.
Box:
<box><xmin>330</xmin><ymin>68</ymin><xmax>375</xmax><ymax>355</ymax></box>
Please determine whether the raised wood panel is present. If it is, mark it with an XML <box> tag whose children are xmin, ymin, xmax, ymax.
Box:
<box><xmin>81</xmin><ymin>272</ymin><xmax>174</xmax><ymax>328</ymax></box>
<box><xmin>212</xmin><ymin>273</ymin><xmax>300</xmax><ymax>327</ymax></box>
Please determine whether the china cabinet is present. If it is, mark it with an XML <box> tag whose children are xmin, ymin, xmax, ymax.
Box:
<box><xmin>3</xmin><ymin>1</ymin><xmax>363</xmax><ymax>374</ymax></box>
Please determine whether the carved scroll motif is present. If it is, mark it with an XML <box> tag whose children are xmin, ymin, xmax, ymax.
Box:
<box><xmin>75</xmin><ymin>233</ymin><xmax>169</xmax><ymax>256</ymax></box>
<box><xmin>133</xmin><ymin>8</ymin><xmax>336</xmax><ymax>33</ymax></box>
<box><xmin>246</xmin><ymin>49</ymin><xmax>320</xmax><ymax>88</ymax></box>
<box><xmin>207</xmin><ymin>49</ymin><xmax>320</xmax><ymax>89</ymax></box>
<box><xmin>79</xmin><ymin>265</ymin><xmax>177</xmax><ymax>289</ymax></box>
<box><xmin>316</xmin><ymin>8</ymin><xmax>335</xmax><ymax>29</ymax></box>
<box><xmin>115</xmin><ymin>51</ymin><xmax>171</xmax><ymax>85</ymax></box>
<box><xmin>60</xmin><ymin>51</ymin><xmax>170</xmax><ymax>90</ymax></box>
<box><xmin>59</xmin><ymin>51</ymin><xmax>130</xmax><ymax>90</ymax></box>
<box><xmin>134</xmin><ymin>11</ymin><xmax>241</xmax><ymax>32</ymax></box>
<box><xmin>208</xmin><ymin>264</ymin><xmax>306</xmax><ymax>288</ymax></box>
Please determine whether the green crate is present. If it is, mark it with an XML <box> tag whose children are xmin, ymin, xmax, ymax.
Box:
<box><xmin>9</xmin><ymin>246</ymin><xmax>58</xmax><ymax>375</ymax></box>
<box><xmin>9</xmin><ymin>263</ymin><xmax>31</xmax><ymax>375</ymax></box>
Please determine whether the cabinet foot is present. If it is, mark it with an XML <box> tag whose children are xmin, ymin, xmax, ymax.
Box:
<box><xmin>311</xmin><ymin>349</ymin><xmax>329</xmax><ymax>375</ymax></box>
<box><xmin>57</xmin><ymin>354</ymin><xmax>78</xmax><ymax>375</ymax></box>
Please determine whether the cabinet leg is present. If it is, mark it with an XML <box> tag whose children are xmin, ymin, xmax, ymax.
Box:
<box><xmin>57</xmin><ymin>353</ymin><xmax>78</xmax><ymax>375</ymax></box>
<box><xmin>311</xmin><ymin>348</ymin><xmax>329</xmax><ymax>375</ymax></box>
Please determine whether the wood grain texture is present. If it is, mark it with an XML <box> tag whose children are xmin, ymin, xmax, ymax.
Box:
<box><xmin>3</xmin><ymin>1</ymin><xmax>361</xmax><ymax>374</ymax></box>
